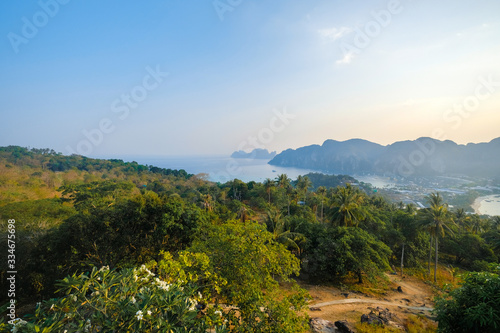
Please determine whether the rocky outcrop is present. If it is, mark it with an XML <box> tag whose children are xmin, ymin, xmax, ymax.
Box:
<box><xmin>309</xmin><ymin>318</ymin><xmax>337</xmax><ymax>332</ymax></box>
<box><xmin>360</xmin><ymin>307</ymin><xmax>404</xmax><ymax>330</ymax></box>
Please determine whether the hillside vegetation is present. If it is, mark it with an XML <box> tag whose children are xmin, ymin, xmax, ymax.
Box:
<box><xmin>1</xmin><ymin>146</ymin><xmax>500</xmax><ymax>332</ymax></box>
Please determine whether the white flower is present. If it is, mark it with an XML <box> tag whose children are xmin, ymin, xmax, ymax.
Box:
<box><xmin>188</xmin><ymin>298</ymin><xmax>197</xmax><ymax>311</ymax></box>
<box><xmin>36</xmin><ymin>302</ymin><xmax>41</xmax><ymax>308</ymax></box>
<box><xmin>198</xmin><ymin>292</ymin><xmax>202</xmax><ymax>299</ymax></box>
<box><xmin>131</xmin><ymin>296</ymin><xmax>136</xmax><ymax>304</ymax></box>
<box><xmin>215</xmin><ymin>310</ymin><xmax>222</xmax><ymax>316</ymax></box>
<box><xmin>147</xmin><ymin>310</ymin><xmax>152</xmax><ymax>316</ymax></box>
<box><xmin>72</xmin><ymin>295</ymin><xmax>77</xmax><ymax>302</ymax></box>
<box><xmin>84</xmin><ymin>319</ymin><xmax>91</xmax><ymax>332</ymax></box>
<box><xmin>99</xmin><ymin>265</ymin><xmax>109</xmax><ymax>272</ymax></box>
<box><xmin>10</xmin><ymin>318</ymin><xmax>27</xmax><ymax>333</ymax></box>
<box><xmin>136</xmin><ymin>310</ymin><xmax>144</xmax><ymax>320</ymax></box>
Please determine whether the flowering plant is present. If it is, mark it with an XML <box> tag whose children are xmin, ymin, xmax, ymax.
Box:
<box><xmin>7</xmin><ymin>264</ymin><xmax>227</xmax><ymax>332</ymax></box>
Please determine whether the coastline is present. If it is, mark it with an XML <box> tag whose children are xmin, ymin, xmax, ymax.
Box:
<box><xmin>471</xmin><ymin>197</ymin><xmax>482</xmax><ymax>215</ymax></box>
<box><xmin>472</xmin><ymin>194</ymin><xmax>500</xmax><ymax>216</ymax></box>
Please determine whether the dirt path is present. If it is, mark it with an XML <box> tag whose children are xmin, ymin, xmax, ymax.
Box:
<box><xmin>304</xmin><ymin>273</ymin><xmax>436</xmax><ymax>329</ymax></box>
<box><xmin>311</xmin><ymin>298</ymin><xmax>433</xmax><ymax>312</ymax></box>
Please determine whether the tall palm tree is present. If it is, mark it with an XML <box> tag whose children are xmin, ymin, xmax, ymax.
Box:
<box><xmin>276</xmin><ymin>174</ymin><xmax>291</xmax><ymax>189</ymax></box>
<box><xmin>263</xmin><ymin>178</ymin><xmax>274</xmax><ymax>203</ymax></box>
<box><xmin>296</xmin><ymin>175</ymin><xmax>312</xmax><ymax>204</ymax></box>
<box><xmin>317</xmin><ymin>186</ymin><xmax>327</xmax><ymax>222</ymax></box>
<box><xmin>423</xmin><ymin>192</ymin><xmax>455</xmax><ymax>283</ymax></box>
<box><xmin>276</xmin><ymin>174</ymin><xmax>293</xmax><ymax>215</ymax></box>
<box><xmin>330</xmin><ymin>184</ymin><xmax>366</xmax><ymax>227</ymax></box>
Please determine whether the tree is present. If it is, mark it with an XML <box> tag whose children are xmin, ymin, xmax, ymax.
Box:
<box><xmin>275</xmin><ymin>174</ymin><xmax>295</xmax><ymax>216</ymax></box>
<box><xmin>330</xmin><ymin>184</ymin><xmax>366</xmax><ymax>227</ymax></box>
<box><xmin>189</xmin><ymin>220</ymin><xmax>308</xmax><ymax>332</ymax></box>
<box><xmin>265</xmin><ymin>208</ymin><xmax>305</xmax><ymax>252</ymax></box>
<box><xmin>295</xmin><ymin>175</ymin><xmax>312</xmax><ymax>204</ymax></box>
<box><xmin>316</xmin><ymin>186</ymin><xmax>327</xmax><ymax>222</ymax></box>
<box><xmin>304</xmin><ymin>226</ymin><xmax>391</xmax><ymax>283</ymax></box>
<box><xmin>263</xmin><ymin>178</ymin><xmax>274</xmax><ymax>203</ymax></box>
<box><xmin>435</xmin><ymin>271</ymin><xmax>500</xmax><ymax>333</ymax></box>
<box><xmin>422</xmin><ymin>192</ymin><xmax>455</xmax><ymax>282</ymax></box>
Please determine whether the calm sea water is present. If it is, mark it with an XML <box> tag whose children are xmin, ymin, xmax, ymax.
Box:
<box><xmin>122</xmin><ymin>155</ymin><xmax>318</xmax><ymax>183</ymax></box>
<box><xmin>474</xmin><ymin>195</ymin><xmax>500</xmax><ymax>216</ymax></box>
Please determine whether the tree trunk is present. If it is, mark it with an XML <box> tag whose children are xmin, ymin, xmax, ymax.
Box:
<box><xmin>428</xmin><ymin>233</ymin><xmax>432</xmax><ymax>276</ymax></box>
<box><xmin>400</xmin><ymin>243</ymin><xmax>405</xmax><ymax>278</ymax></box>
<box><xmin>357</xmin><ymin>271</ymin><xmax>363</xmax><ymax>284</ymax></box>
<box><xmin>434</xmin><ymin>234</ymin><xmax>439</xmax><ymax>283</ymax></box>
<box><xmin>320</xmin><ymin>200</ymin><xmax>324</xmax><ymax>222</ymax></box>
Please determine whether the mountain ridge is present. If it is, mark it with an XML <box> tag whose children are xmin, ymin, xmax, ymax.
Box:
<box><xmin>269</xmin><ymin>137</ymin><xmax>500</xmax><ymax>178</ymax></box>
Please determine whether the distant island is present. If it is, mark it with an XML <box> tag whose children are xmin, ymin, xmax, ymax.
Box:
<box><xmin>269</xmin><ymin>137</ymin><xmax>500</xmax><ymax>178</ymax></box>
<box><xmin>231</xmin><ymin>148</ymin><xmax>277</xmax><ymax>159</ymax></box>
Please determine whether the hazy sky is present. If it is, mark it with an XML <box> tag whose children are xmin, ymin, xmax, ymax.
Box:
<box><xmin>1</xmin><ymin>0</ymin><xmax>499</xmax><ymax>157</ymax></box>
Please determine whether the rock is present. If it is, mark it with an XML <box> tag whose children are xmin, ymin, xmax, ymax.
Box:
<box><xmin>341</xmin><ymin>292</ymin><xmax>349</xmax><ymax>298</ymax></box>
<box><xmin>310</xmin><ymin>307</ymin><xmax>322</xmax><ymax>311</ymax></box>
<box><xmin>397</xmin><ymin>286</ymin><xmax>403</xmax><ymax>293</ymax></box>
<box><xmin>335</xmin><ymin>320</ymin><xmax>355</xmax><ymax>333</ymax></box>
<box><xmin>361</xmin><ymin>312</ymin><xmax>384</xmax><ymax>326</ymax></box>
<box><xmin>360</xmin><ymin>308</ymin><xmax>405</xmax><ymax>330</ymax></box>
<box><xmin>310</xmin><ymin>317</ymin><xmax>337</xmax><ymax>332</ymax></box>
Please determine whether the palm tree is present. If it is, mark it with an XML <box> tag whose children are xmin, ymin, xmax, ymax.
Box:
<box><xmin>265</xmin><ymin>208</ymin><xmax>305</xmax><ymax>252</ymax></box>
<box><xmin>200</xmin><ymin>194</ymin><xmax>214</xmax><ymax>212</ymax></box>
<box><xmin>263</xmin><ymin>178</ymin><xmax>274</xmax><ymax>203</ymax></box>
<box><xmin>276</xmin><ymin>174</ymin><xmax>291</xmax><ymax>189</ymax></box>
<box><xmin>276</xmin><ymin>174</ymin><xmax>293</xmax><ymax>215</ymax></box>
<box><xmin>468</xmin><ymin>214</ymin><xmax>484</xmax><ymax>234</ymax></box>
<box><xmin>423</xmin><ymin>192</ymin><xmax>455</xmax><ymax>283</ymax></box>
<box><xmin>454</xmin><ymin>208</ymin><xmax>468</xmax><ymax>233</ymax></box>
<box><xmin>492</xmin><ymin>216</ymin><xmax>500</xmax><ymax>230</ymax></box>
<box><xmin>295</xmin><ymin>175</ymin><xmax>312</xmax><ymax>204</ymax></box>
<box><xmin>405</xmin><ymin>203</ymin><xmax>417</xmax><ymax>215</ymax></box>
<box><xmin>317</xmin><ymin>186</ymin><xmax>327</xmax><ymax>222</ymax></box>
<box><xmin>330</xmin><ymin>184</ymin><xmax>366</xmax><ymax>227</ymax></box>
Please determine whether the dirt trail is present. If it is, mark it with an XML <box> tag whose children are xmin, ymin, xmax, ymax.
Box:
<box><xmin>311</xmin><ymin>298</ymin><xmax>433</xmax><ymax>312</ymax></box>
<box><xmin>304</xmin><ymin>273</ymin><xmax>436</xmax><ymax>328</ymax></box>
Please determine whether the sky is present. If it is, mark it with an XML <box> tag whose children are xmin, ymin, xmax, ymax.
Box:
<box><xmin>1</xmin><ymin>0</ymin><xmax>499</xmax><ymax>157</ymax></box>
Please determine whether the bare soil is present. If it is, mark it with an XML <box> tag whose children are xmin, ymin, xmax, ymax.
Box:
<box><xmin>304</xmin><ymin>273</ymin><xmax>436</xmax><ymax>330</ymax></box>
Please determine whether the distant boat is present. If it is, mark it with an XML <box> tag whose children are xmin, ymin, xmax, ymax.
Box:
<box><xmin>272</xmin><ymin>170</ymin><xmax>276</xmax><ymax>172</ymax></box>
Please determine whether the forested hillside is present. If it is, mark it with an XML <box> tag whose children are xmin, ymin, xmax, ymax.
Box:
<box><xmin>269</xmin><ymin>137</ymin><xmax>500</xmax><ymax>178</ymax></box>
<box><xmin>1</xmin><ymin>146</ymin><xmax>500</xmax><ymax>332</ymax></box>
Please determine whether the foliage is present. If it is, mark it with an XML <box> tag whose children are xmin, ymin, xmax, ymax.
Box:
<box><xmin>189</xmin><ymin>220</ymin><xmax>309</xmax><ymax>332</ymax></box>
<box><xmin>4</xmin><ymin>265</ymin><xmax>227</xmax><ymax>333</ymax></box>
<box><xmin>434</xmin><ymin>271</ymin><xmax>500</xmax><ymax>333</ymax></box>
<box><xmin>302</xmin><ymin>226</ymin><xmax>391</xmax><ymax>283</ymax></box>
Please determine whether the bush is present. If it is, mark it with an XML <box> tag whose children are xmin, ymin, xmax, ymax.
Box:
<box><xmin>434</xmin><ymin>271</ymin><xmax>500</xmax><ymax>332</ymax></box>
<box><xmin>3</xmin><ymin>265</ymin><xmax>227</xmax><ymax>332</ymax></box>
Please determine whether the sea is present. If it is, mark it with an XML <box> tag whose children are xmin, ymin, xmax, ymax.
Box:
<box><xmin>121</xmin><ymin>155</ymin><xmax>400</xmax><ymax>187</ymax></box>
<box><xmin>123</xmin><ymin>155</ymin><xmax>318</xmax><ymax>183</ymax></box>
<box><xmin>473</xmin><ymin>194</ymin><xmax>500</xmax><ymax>216</ymax></box>
<box><xmin>113</xmin><ymin>155</ymin><xmax>500</xmax><ymax>216</ymax></box>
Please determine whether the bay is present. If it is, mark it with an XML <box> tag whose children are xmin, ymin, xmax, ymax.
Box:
<box><xmin>121</xmin><ymin>155</ymin><xmax>317</xmax><ymax>183</ymax></box>
<box><xmin>473</xmin><ymin>194</ymin><xmax>500</xmax><ymax>216</ymax></box>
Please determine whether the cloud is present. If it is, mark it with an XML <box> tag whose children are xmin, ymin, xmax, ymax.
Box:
<box><xmin>318</xmin><ymin>26</ymin><xmax>352</xmax><ymax>41</ymax></box>
<box><xmin>336</xmin><ymin>51</ymin><xmax>355</xmax><ymax>65</ymax></box>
